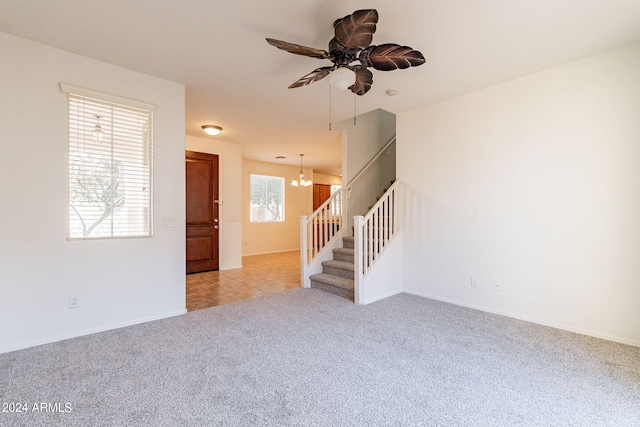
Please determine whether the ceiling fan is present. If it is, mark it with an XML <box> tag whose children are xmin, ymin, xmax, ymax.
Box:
<box><xmin>266</xmin><ymin>9</ymin><xmax>425</xmax><ymax>96</ymax></box>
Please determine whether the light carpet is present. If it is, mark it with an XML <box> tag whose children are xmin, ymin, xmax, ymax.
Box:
<box><xmin>1</xmin><ymin>289</ymin><xmax>639</xmax><ymax>426</ymax></box>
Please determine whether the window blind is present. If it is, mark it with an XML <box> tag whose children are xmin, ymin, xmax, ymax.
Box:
<box><xmin>61</xmin><ymin>86</ymin><xmax>154</xmax><ymax>239</ymax></box>
<box><xmin>249</xmin><ymin>174</ymin><xmax>285</xmax><ymax>222</ymax></box>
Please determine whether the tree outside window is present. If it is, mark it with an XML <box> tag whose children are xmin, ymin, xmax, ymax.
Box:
<box><xmin>69</xmin><ymin>153</ymin><xmax>124</xmax><ymax>237</ymax></box>
<box><xmin>250</xmin><ymin>174</ymin><xmax>284</xmax><ymax>222</ymax></box>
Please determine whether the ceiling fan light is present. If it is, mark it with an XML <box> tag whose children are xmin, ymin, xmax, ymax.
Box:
<box><xmin>329</xmin><ymin>67</ymin><xmax>356</xmax><ymax>90</ymax></box>
<box><xmin>202</xmin><ymin>125</ymin><xmax>222</xmax><ymax>136</ymax></box>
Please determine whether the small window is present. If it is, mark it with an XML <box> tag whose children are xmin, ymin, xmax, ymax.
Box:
<box><xmin>250</xmin><ymin>174</ymin><xmax>285</xmax><ymax>222</ymax></box>
<box><xmin>61</xmin><ymin>84</ymin><xmax>155</xmax><ymax>239</ymax></box>
<box><xmin>330</xmin><ymin>185</ymin><xmax>342</xmax><ymax>216</ymax></box>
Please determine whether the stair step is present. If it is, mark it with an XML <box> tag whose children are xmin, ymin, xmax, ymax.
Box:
<box><xmin>322</xmin><ymin>260</ymin><xmax>354</xmax><ymax>279</ymax></box>
<box><xmin>309</xmin><ymin>273</ymin><xmax>354</xmax><ymax>301</ymax></box>
<box><xmin>342</xmin><ymin>236</ymin><xmax>354</xmax><ymax>249</ymax></box>
<box><xmin>332</xmin><ymin>247</ymin><xmax>354</xmax><ymax>263</ymax></box>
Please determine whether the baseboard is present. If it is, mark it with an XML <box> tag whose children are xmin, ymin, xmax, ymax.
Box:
<box><xmin>403</xmin><ymin>289</ymin><xmax>640</xmax><ymax>348</ymax></box>
<box><xmin>220</xmin><ymin>264</ymin><xmax>243</xmax><ymax>270</ymax></box>
<box><xmin>0</xmin><ymin>309</ymin><xmax>187</xmax><ymax>355</ymax></box>
<box><xmin>242</xmin><ymin>249</ymin><xmax>300</xmax><ymax>257</ymax></box>
<box><xmin>363</xmin><ymin>289</ymin><xmax>403</xmax><ymax>305</ymax></box>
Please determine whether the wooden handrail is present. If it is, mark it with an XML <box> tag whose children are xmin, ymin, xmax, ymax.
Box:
<box><xmin>345</xmin><ymin>136</ymin><xmax>396</xmax><ymax>188</ymax></box>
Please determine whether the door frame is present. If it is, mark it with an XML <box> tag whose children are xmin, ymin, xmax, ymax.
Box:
<box><xmin>186</xmin><ymin>151</ymin><xmax>219</xmax><ymax>273</ymax></box>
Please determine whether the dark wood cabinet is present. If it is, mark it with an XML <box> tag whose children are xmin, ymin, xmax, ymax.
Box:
<box><xmin>313</xmin><ymin>184</ymin><xmax>332</xmax><ymax>211</ymax></box>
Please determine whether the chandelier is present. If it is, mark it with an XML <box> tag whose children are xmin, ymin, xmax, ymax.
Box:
<box><xmin>291</xmin><ymin>154</ymin><xmax>312</xmax><ymax>187</ymax></box>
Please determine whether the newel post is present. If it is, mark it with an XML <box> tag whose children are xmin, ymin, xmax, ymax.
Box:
<box><xmin>300</xmin><ymin>215</ymin><xmax>309</xmax><ymax>288</ymax></box>
<box><xmin>353</xmin><ymin>215</ymin><xmax>364</xmax><ymax>304</ymax></box>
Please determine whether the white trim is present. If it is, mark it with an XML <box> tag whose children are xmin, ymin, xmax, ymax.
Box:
<box><xmin>0</xmin><ymin>309</ymin><xmax>186</xmax><ymax>355</ymax></box>
<box><xmin>300</xmin><ymin>215</ymin><xmax>309</xmax><ymax>288</ymax></box>
<box><xmin>59</xmin><ymin>82</ymin><xmax>157</xmax><ymax>112</ymax></box>
<box><xmin>353</xmin><ymin>215</ymin><xmax>363</xmax><ymax>304</ymax></box>
<box><xmin>242</xmin><ymin>249</ymin><xmax>300</xmax><ymax>256</ymax></box>
<box><xmin>363</xmin><ymin>289</ymin><xmax>403</xmax><ymax>305</ymax></box>
<box><xmin>403</xmin><ymin>290</ymin><xmax>640</xmax><ymax>348</ymax></box>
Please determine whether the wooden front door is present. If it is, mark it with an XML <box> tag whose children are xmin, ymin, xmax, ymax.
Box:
<box><xmin>186</xmin><ymin>151</ymin><xmax>219</xmax><ymax>273</ymax></box>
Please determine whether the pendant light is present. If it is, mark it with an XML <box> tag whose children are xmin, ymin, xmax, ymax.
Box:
<box><xmin>291</xmin><ymin>154</ymin><xmax>312</xmax><ymax>187</ymax></box>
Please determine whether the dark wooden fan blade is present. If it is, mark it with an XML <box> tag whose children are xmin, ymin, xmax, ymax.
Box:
<box><xmin>334</xmin><ymin>9</ymin><xmax>378</xmax><ymax>50</ymax></box>
<box><xmin>266</xmin><ymin>38</ymin><xmax>329</xmax><ymax>59</ymax></box>
<box><xmin>288</xmin><ymin>67</ymin><xmax>334</xmax><ymax>89</ymax></box>
<box><xmin>362</xmin><ymin>44</ymin><xmax>426</xmax><ymax>71</ymax></box>
<box><xmin>349</xmin><ymin>68</ymin><xmax>373</xmax><ymax>96</ymax></box>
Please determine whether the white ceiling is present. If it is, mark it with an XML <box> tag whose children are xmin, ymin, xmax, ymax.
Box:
<box><xmin>2</xmin><ymin>0</ymin><xmax>640</xmax><ymax>175</ymax></box>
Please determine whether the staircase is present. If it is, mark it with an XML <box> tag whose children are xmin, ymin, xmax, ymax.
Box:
<box><xmin>309</xmin><ymin>236</ymin><xmax>355</xmax><ymax>300</ymax></box>
<box><xmin>300</xmin><ymin>135</ymin><xmax>401</xmax><ymax>304</ymax></box>
<box><xmin>308</xmin><ymin>180</ymin><xmax>395</xmax><ymax>301</ymax></box>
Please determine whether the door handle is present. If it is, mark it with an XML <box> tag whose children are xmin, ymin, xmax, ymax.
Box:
<box><xmin>214</xmin><ymin>225</ymin><xmax>219</xmax><ymax>229</ymax></box>
<box><xmin>214</xmin><ymin>218</ymin><xmax>219</xmax><ymax>223</ymax></box>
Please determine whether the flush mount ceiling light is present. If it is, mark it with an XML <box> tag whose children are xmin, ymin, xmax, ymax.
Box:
<box><xmin>202</xmin><ymin>125</ymin><xmax>222</xmax><ymax>136</ymax></box>
<box><xmin>291</xmin><ymin>154</ymin><xmax>312</xmax><ymax>187</ymax></box>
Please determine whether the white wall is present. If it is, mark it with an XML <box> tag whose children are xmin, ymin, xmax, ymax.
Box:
<box><xmin>313</xmin><ymin>172</ymin><xmax>342</xmax><ymax>186</ymax></box>
<box><xmin>242</xmin><ymin>159</ymin><xmax>312</xmax><ymax>256</ymax></box>
<box><xmin>361</xmin><ymin>234</ymin><xmax>404</xmax><ymax>305</ymax></box>
<box><xmin>338</xmin><ymin>108</ymin><xmax>396</xmax><ymax>184</ymax></box>
<box><xmin>0</xmin><ymin>33</ymin><xmax>186</xmax><ymax>353</ymax></box>
<box><xmin>185</xmin><ymin>136</ymin><xmax>243</xmax><ymax>269</ymax></box>
<box><xmin>337</xmin><ymin>109</ymin><xmax>396</xmax><ymax>230</ymax></box>
<box><xmin>398</xmin><ymin>43</ymin><xmax>640</xmax><ymax>346</ymax></box>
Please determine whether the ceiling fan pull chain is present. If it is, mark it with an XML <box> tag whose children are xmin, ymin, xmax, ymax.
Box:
<box><xmin>329</xmin><ymin>85</ymin><xmax>332</xmax><ymax>131</ymax></box>
<box><xmin>353</xmin><ymin>93</ymin><xmax>357</xmax><ymax>126</ymax></box>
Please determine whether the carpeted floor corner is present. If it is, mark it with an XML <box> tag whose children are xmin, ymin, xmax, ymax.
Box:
<box><xmin>1</xmin><ymin>289</ymin><xmax>639</xmax><ymax>426</ymax></box>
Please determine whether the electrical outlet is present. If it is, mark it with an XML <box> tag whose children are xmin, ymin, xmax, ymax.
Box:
<box><xmin>473</xmin><ymin>204</ymin><xmax>482</xmax><ymax>214</ymax></box>
<box><xmin>470</xmin><ymin>277</ymin><xmax>479</xmax><ymax>288</ymax></box>
<box><xmin>69</xmin><ymin>296</ymin><xmax>79</xmax><ymax>309</ymax></box>
<box><xmin>494</xmin><ymin>281</ymin><xmax>503</xmax><ymax>292</ymax></box>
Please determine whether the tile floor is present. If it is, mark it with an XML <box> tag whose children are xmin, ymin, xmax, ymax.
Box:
<box><xmin>186</xmin><ymin>251</ymin><xmax>301</xmax><ymax>311</ymax></box>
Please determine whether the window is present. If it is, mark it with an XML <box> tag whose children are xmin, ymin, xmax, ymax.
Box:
<box><xmin>60</xmin><ymin>83</ymin><xmax>155</xmax><ymax>239</ymax></box>
<box><xmin>250</xmin><ymin>174</ymin><xmax>284</xmax><ymax>222</ymax></box>
<box><xmin>330</xmin><ymin>185</ymin><xmax>342</xmax><ymax>216</ymax></box>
